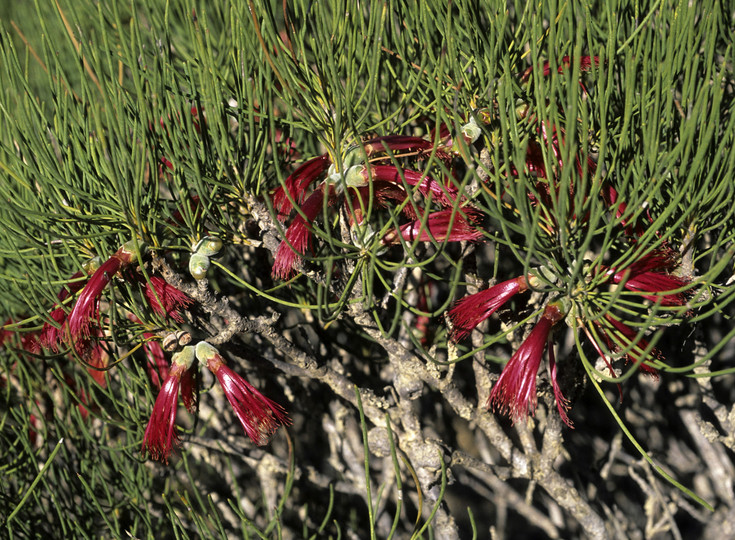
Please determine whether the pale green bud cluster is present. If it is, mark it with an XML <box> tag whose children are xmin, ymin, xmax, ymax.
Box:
<box><xmin>193</xmin><ymin>237</ymin><xmax>223</xmax><ymax>257</ymax></box>
<box><xmin>189</xmin><ymin>252</ymin><xmax>211</xmax><ymax>280</ymax></box>
<box><xmin>188</xmin><ymin>236</ymin><xmax>223</xmax><ymax>280</ymax></box>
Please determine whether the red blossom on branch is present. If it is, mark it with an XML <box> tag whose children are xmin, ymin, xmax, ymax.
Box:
<box><xmin>599</xmin><ymin>183</ymin><xmax>653</xmax><ymax>236</ymax></box>
<box><xmin>143</xmin><ymin>276</ymin><xmax>192</xmax><ymax>323</ymax></box>
<box><xmin>362</xmin><ymin>135</ymin><xmax>436</xmax><ymax>156</ymax></box>
<box><xmin>75</xmin><ymin>326</ymin><xmax>111</xmax><ymax>387</ymax></box>
<box><xmin>520</xmin><ymin>55</ymin><xmax>600</xmax><ymax>94</ymax></box>
<box><xmin>67</xmin><ymin>258</ymin><xmax>120</xmax><ymax>338</ymax></box>
<box><xmin>272</xmin><ymin>154</ymin><xmax>332</xmax><ymax>219</ymax></box>
<box><xmin>196</xmin><ymin>342</ymin><xmax>290</xmax><ymax>446</ymax></box>
<box><xmin>39</xmin><ymin>271</ymin><xmax>88</xmax><ymax>351</ymax></box>
<box><xmin>606</xmin><ymin>249</ymin><xmax>691</xmax><ymax>306</ymax></box>
<box><xmin>364</xmin><ymin>165</ymin><xmax>458</xmax><ymax>207</ymax></box>
<box><xmin>39</xmin><ymin>307</ymin><xmax>72</xmax><ymax>352</ymax></box>
<box><xmin>592</xmin><ymin>315</ymin><xmax>661</xmax><ymax>379</ymax></box>
<box><xmin>382</xmin><ymin>208</ymin><xmax>483</xmax><ymax>245</ymax></box>
<box><xmin>488</xmin><ymin>302</ymin><xmax>570</xmax><ymax>426</ymax></box>
<box><xmin>272</xmin><ymin>185</ymin><xmax>336</xmax><ymax>280</ymax></box>
<box><xmin>128</xmin><ymin>314</ymin><xmax>170</xmax><ymax>389</ymax></box>
<box><xmin>447</xmin><ymin>276</ymin><xmax>529</xmax><ymax>341</ymax></box>
<box><xmin>270</xmin><ymin>135</ymin><xmax>465</xmax><ymax>279</ymax></box>
<box><xmin>0</xmin><ymin>319</ymin><xmax>40</xmax><ymax>355</ymax></box>
<box><xmin>68</xmin><ymin>245</ymin><xmax>137</xmax><ymax>339</ymax></box>
<box><xmin>578</xmin><ymin>314</ymin><xmax>661</xmax><ymax>405</ymax></box>
<box><xmin>142</xmin><ymin>346</ymin><xmax>197</xmax><ymax>463</ymax></box>
<box><xmin>143</xmin><ymin>337</ymin><xmax>169</xmax><ymax>389</ymax></box>
<box><xmin>271</xmin><ymin>137</ymin><xmax>435</xmax><ymax>221</ymax></box>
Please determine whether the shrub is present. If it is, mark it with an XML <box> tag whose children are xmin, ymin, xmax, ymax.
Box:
<box><xmin>1</xmin><ymin>1</ymin><xmax>734</xmax><ymax>538</ymax></box>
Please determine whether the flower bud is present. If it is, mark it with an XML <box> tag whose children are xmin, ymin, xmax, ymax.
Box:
<box><xmin>350</xmin><ymin>223</ymin><xmax>378</xmax><ymax>249</ymax></box>
<box><xmin>176</xmin><ymin>330</ymin><xmax>192</xmax><ymax>347</ymax></box>
<box><xmin>171</xmin><ymin>345</ymin><xmax>196</xmax><ymax>369</ymax></box>
<box><xmin>189</xmin><ymin>253</ymin><xmax>210</xmax><ymax>280</ymax></box>
<box><xmin>193</xmin><ymin>236</ymin><xmax>223</xmax><ymax>257</ymax></box>
<box><xmin>461</xmin><ymin>116</ymin><xmax>482</xmax><ymax>143</ymax></box>
<box><xmin>162</xmin><ymin>333</ymin><xmax>180</xmax><ymax>352</ymax></box>
<box><xmin>121</xmin><ymin>240</ymin><xmax>147</xmax><ymax>255</ymax></box>
<box><xmin>82</xmin><ymin>256</ymin><xmax>102</xmax><ymax>274</ymax></box>
<box><xmin>195</xmin><ymin>340</ymin><xmax>218</xmax><ymax>364</ymax></box>
<box><xmin>162</xmin><ymin>331</ymin><xmax>192</xmax><ymax>352</ymax></box>
<box><xmin>325</xmin><ymin>164</ymin><xmax>367</xmax><ymax>192</ymax></box>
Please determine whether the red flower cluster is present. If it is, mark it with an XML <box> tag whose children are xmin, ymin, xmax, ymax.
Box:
<box><xmin>442</xmin><ymin>57</ymin><xmax>694</xmax><ymax>427</ymax></box>
<box><xmin>449</xmin><ymin>248</ymin><xmax>691</xmax><ymax>427</ymax></box>
<box><xmin>270</xmin><ymin>136</ymin><xmax>482</xmax><ymax>279</ymax></box>
<box><xmin>447</xmin><ymin>276</ymin><xmax>530</xmax><ymax>341</ymax></box>
<box><xmin>488</xmin><ymin>302</ymin><xmax>570</xmax><ymax>426</ymax></box>
<box><xmin>35</xmin><ymin>242</ymin><xmax>191</xmax><ymax>389</ymax></box>
<box><xmin>581</xmin><ymin>248</ymin><xmax>692</xmax><ymax>381</ymax></box>
<box><xmin>605</xmin><ymin>249</ymin><xmax>690</xmax><ymax>306</ymax></box>
<box><xmin>143</xmin><ymin>276</ymin><xmax>193</xmax><ymax>322</ymax></box>
<box><xmin>1</xmin><ymin>318</ymin><xmax>40</xmax><ymax>356</ymax></box>
<box><xmin>140</xmin><ymin>341</ymin><xmax>290</xmax><ymax>463</ymax></box>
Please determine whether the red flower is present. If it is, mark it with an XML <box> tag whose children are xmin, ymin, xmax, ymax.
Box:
<box><xmin>68</xmin><ymin>245</ymin><xmax>137</xmax><ymax>339</ymax></box>
<box><xmin>365</xmin><ymin>165</ymin><xmax>458</xmax><ymax>208</ymax></box>
<box><xmin>143</xmin><ymin>276</ymin><xmax>192</xmax><ymax>323</ymax></box>
<box><xmin>600</xmin><ymin>183</ymin><xmax>651</xmax><ymax>236</ymax></box>
<box><xmin>270</xmin><ymin>135</ymin><xmax>458</xmax><ymax>279</ymax></box>
<box><xmin>67</xmin><ymin>257</ymin><xmax>121</xmax><ymax>338</ymax></box>
<box><xmin>197</xmin><ymin>342</ymin><xmax>289</xmax><ymax>446</ymax></box>
<box><xmin>0</xmin><ymin>319</ymin><xmax>40</xmax><ymax>354</ymax></box>
<box><xmin>520</xmin><ymin>55</ymin><xmax>600</xmax><ymax>91</ymax></box>
<box><xmin>362</xmin><ymin>135</ymin><xmax>435</xmax><ymax>157</ymax></box>
<box><xmin>272</xmin><ymin>185</ymin><xmax>336</xmax><ymax>280</ymax></box>
<box><xmin>144</xmin><ymin>337</ymin><xmax>168</xmax><ymax>389</ymax></box>
<box><xmin>272</xmin><ymin>154</ymin><xmax>331</xmax><ymax>220</ymax></box>
<box><xmin>0</xmin><ymin>321</ymin><xmax>12</xmax><ymax>347</ymax></box>
<box><xmin>506</xmin><ymin>57</ymin><xmax>606</xmax><ymax>228</ymax></box>
<box><xmin>39</xmin><ymin>307</ymin><xmax>71</xmax><ymax>351</ymax></box>
<box><xmin>447</xmin><ymin>276</ymin><xmax>529</xmax><ymax>341</ymax></box>
<box><xmin>383</xmin><ymin>208</ymin><xmax>483</xmax><ymax>245</ymax></box>
<box><xmin>608</xmin><ymin>249</ymin><xmax>690</xmax><ymax>306</ymax></box>
<box><xmin>160</xmin><ymin>156</ymin><xmax>174</xmax><ymax>171</ymax></box>
<box><xmin>617</xmin><ymin>272</ymin><xmax>689</xmax><ymax>306</ymax></box>
<box><xmin>488</xmin><ymin>302</ymin><xmax>570</xmax><ymax>425</ymax></box>
<box><xmin>190</xmin><ymin>105</ymin><xmax>203</xmax><ymax>134</ymax></box>
<box><xmin>128</xmin><ymin>314</ymin><xmax>170</xmax><ymax>389</ymax></box>
<box><xmin>76</xmin><ymin>326</ymin><xmax>111</xmax><ymax>387</ymax></box>
<box><xmin>141</xmin><ymin>346</ymin><xmax>197</xmax><ymax>463</ymax></box>
<box><xmin>583</xmin><ymin>315</ymin><xmax>660</xmax><ymax>380</ymax></box>
<box><xmin>39</xmin><ymin>271</ymin><xmax>88</xmax><ymax>351</ymax></box>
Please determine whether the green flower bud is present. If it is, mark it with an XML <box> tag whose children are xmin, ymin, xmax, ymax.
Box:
<box><xmin>193</xmin><ymin>236</ymin><xmax>223</xmax><ymax>257</ymax></box>
<box><xmin>82</xmin><ymin>256</ymin><xmax>102</xmax><ymax>274</ymax></box>
<box><xmin>189</xmin><ymin>252</ymin><xmax>210</xmax><ymax>280</ymax></box>
<box><xmin>118</xmin><ymin>240</ymin><xmax>147</xmax><ymax>265</ymax></box>
<box><xmin>195</xmin><ymin>340</ymin><xmax>218</xmax><ymax>364</ymax></box>
<box><xmin>461</xmin><ymin>116</ymin><xmax>482</xmax><ymax>144</ymax></box>
<box><xmin>515</xmin><ymin>99</ymin><xmax>530</xmax><ymax>119</ymax></box>
<box><xmin>171</xmin><ymin>345</ymin><xmax>196</xmax><ymax>369</ymax></box>
<box><xmin>121</xmin><ymin>240</ymin><xmax>147</xmax><ymax>256</ymax></box>
<box><xmin>325</xmin><ymin>164</ymin><xmax>367</xmax><ymax>192</ymax></box>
